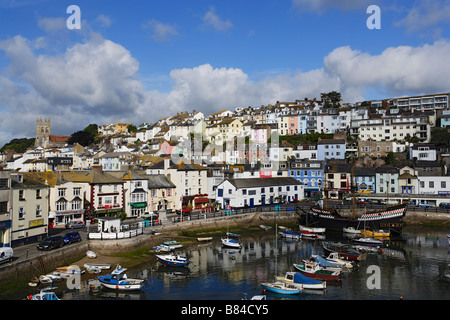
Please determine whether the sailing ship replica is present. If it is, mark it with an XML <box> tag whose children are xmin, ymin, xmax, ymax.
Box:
<box><xmin>306</xmin><ymin>164</ymin><xmax>407</xmax><ymax>234</ymax></box>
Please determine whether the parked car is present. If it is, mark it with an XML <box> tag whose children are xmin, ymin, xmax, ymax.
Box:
<box><xmin>0</xmin><ymin>247</ymin><xmax>13</xmax><ymax>264</ymax></box>
<box><xmin>37</xmin><ymin>236</ymin><xmax>64</xmax><ymax>251</ymax></box>
<box><xmin>176</xmin><ymin>208</ymin><xmax>192</xmax><ymax>215</ymax></box>
<box><xmin>65</xmin><ymin>221</ymin><xmax>85</xmax><ymax>229</ymax></box>
<box><xmin>418</xmin><ymin>203</ymin><xmax>433</xmax><ymax>208</ymax></box>
<box><xmin>63</xmin><ymin>231</ymin><xmax>81</xmax><ymax>245</ymax></box>
<box><xmin>439</xmin><ymin>202</ymin><xmax>450</xmax><ymax>208</ymax></box>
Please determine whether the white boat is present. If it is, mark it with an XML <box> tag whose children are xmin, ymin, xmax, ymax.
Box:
<box><xmin>156</xmin><ymin>254</ymin><xmax>190</xmax><ymax>267</ymax></box>
<box><xmin>197</xmin><ymin>237</ymin><xmax>213</xmax><ymax>242</ymax></box>
<box><xmin>343</xmin><ymin>227</ymin><xmax>360</xmax><ymax>234</ymax></box>
<box><xmin>353</xmin><ymin>237</ymin><xmax>383</xmax><ymax>246</ymax></box>
<box><xmin>153</xmin><ymin>244</ymin><xmax>175</xmax><ymax>252</ymax></box>
<box><xmin>27</xmin><ymin>286</ymin><xmax>60</xmax><ymax>300</ymax></box>
<box><xmin>97</xmin><ymin>265</ymin><xmax>145</xmax><ymax>291</ymax></box>
<box><xmin>299</xmin><ymin>225</ymin><xmax>325</xmax><ymax>234</ymax></box>
<box><xmin>259</xmin><ymin>225</ymin><xmax>272</xmax><ymax>231</ymax></box>
<box><xmin>164</xmin><ymin>240</ymin><xmax>183</xmax><ymax>249</ymax></box>
<box><xmin>85</xmin><ymin>266</ymin><xmax>102</xmax><ymax>274</ymax></box>
<box><xmin>221</xmin><ymin>237</ymin><xmax>241</xmax><ymax>248</ymax></box>
<box><xmin>83</xmin><ymin>263</ymin><xmax>111</xmax><ymax>270</ymax></box>
<box><xmin>86</xmin><ymin>250</ymin><xmax>97</xmax><ymax>259</ymax></box>
<box><xmin>39</xmin><ymin>275</ymin><xmax>54</xmax><ymax>285</ymax></box>
<box><xmin>324</xmin><ymin>252</ymin><xmax>353</xmax><ymax>269</ymax></box>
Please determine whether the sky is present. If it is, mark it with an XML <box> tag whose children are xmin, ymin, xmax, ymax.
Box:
<box><xmin>0</xmin><ymin>0</ymin><xmax>449</xmax><ymax>146</ymax></box>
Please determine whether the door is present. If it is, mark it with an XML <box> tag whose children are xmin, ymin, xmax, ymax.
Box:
<box><xmin>249</xmin><ymin>198</ymin><xmax>254</xmax><ymax>208</ymax></box>
<box><xmin>261</xmin><ymin>195</ymin><xmax>265</xmax><ymax>206</ymax></box>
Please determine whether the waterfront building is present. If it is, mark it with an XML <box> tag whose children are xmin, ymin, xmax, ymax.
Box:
<box><xmin>354</xmin><ymin>167</ymin><xmax>377</xmax><ymax>193</ymax></box>
<box><xmin>215</xmin><ymin>177</ymin><xmax>304</xmax><ymax>209</ymax></box>
<box><xmin>0</xmin><ymin>171</ymin><xmax>11</xmax><ymax>247</ymax></box>
<box><xmin>375</xmin><ymin>167</ymin><xmax>399</xmax><ymax>195</ymax></box>
<box><xmin>10</xmin><ymin>173</ymin><xmax>49</xmax><ymax>247</ymax></box>
<box><xmin>317</xmin><ymin>139</ymin><xmax>346</xmax><ymax>161</ymax></box>
<box><xmin>288</xmin><ymin>159</ymin><xmax>324</xmax><ymax>198</ymax></box>
<box><xmin>147</xmin><ymin>174</ymin><xmax>176</xmax><ymax>212</ymax></box>
<box><xmin>398</xmin><ymin>166</ymin><xmax>418</xmax><ymax>194</ymax></box>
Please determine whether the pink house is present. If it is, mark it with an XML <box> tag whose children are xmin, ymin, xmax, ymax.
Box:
<box><xmin>160</xmin><ymin>140</ymin><xmax>178</xmax><ymax>155</ymax></box>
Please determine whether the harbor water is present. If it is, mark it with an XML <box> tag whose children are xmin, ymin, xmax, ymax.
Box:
<box><xmin>15</xmin><ymin>226</ymin><xmax>450</xmax><ymax>300</ymax></box>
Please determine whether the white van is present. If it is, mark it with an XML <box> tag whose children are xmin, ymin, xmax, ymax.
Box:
<box><xmin>0</xmin><ymin>247</ymin><xmax>13</xmax><ymax>264</ymax></box>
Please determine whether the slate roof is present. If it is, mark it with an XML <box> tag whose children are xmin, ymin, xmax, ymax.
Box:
<box><xmin>225</xmin><ymin>177</ymin><xmax>302</xmax><ymax>189</ymax></box>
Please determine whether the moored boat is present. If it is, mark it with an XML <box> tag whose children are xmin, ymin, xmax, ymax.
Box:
<box><xmin>27</xmin><ymin>286</ymin><xmax>60</xmax><ymax>300</ymax></box>
<box><xmin>276</xmin><ymin>272</ymin><xmax>326</xmax><ymax>290</ymax></box>
<box><xmin>83</xmin><ymin>263</ymin><xmax>111</xmax><ymax>270</ymax></box>
<box><xmin>360</xmin><ymin>229</ymin><xmax>390</xmax><ymax>238</ymax></box>
<box><xmin>221</xmin><ymin>237</ymin><xmax>241</xmax><ymax>248</ymax></box>
<box><xmin>260</xmin><ymin>281</ymin><xmax>302</xmax><ymax>295</ymax></box>
<box><xmin>153</xmin><ymin>244</ymin><xmax>175</xmax><ymax>252</ymax></box>
<box><xmin>197</xmin><ymin>237</ymin><xmax>213</xmax><ymax>242</ymax></box>
<box><xmin>299</xmin><ymin>225</ymin><xmax>325</xmax><ymax>234</ymax></box>
<box><xmin>323</xmin><ymin>242</ymin><xmax>367</xmax><ymax>261</ymax></box>
<box><xmin>156</xmin><ymin>254</ymin><xmax>190</xmax><ymax>267</ymax></box>
<box><xmin>97</xmin><ymin>265</ymin><xmax>145</xmax><ymax>291</ymax></box>
<box><xmin>280</xmin><ymin>229</ymin><xmax>302</xmax><ymax>240</ymax></box>
<box><xmin>353</xmin><ymin>237</ymin><xmax>383</xmax><ymax>246</ymax></box>
<box><xmin>343</xmin><ymin>227</ymin><xmax>360</xmax><ymax>234</ymax></box>
<box><xmin>293</xmin><ymin>262</ymin><xmax>342</xmax><ymax>281</ymax></box>
<box><xmin>164</xmin><ymin>240</ymin><xmax>183</xmax><ymax>249</ymax></box>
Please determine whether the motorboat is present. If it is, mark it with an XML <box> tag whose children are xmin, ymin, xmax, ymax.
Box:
<box><xmin>156</xmin><ymin>254</ymin><xmax>190</xmax><ymax>267</ymax></box>
<box><xmin>293</xmin><ymin>262</ymin><xmax>342</xmax><ymax>281</ymax></box>
<box><xmin>97</xmin><ymin>265</ymin><xmax>145</xmax><ymax>291</ymax></box>
<box><xmin>299</xmin><ymin>225</ymin><xmax>325</xmax><ymax>234</ymax></box>
<box><xmin>83</xmin><ymin>263</ymin><xmax>111</xmax><ymax>270</ymax></box>
<box><xmin>353</xmin><ymin>237</ymin><xmax>383</xmax><ymax>246</ymax></box>
<box><xmin>360</xmin><ymin>229</ymin><xmax>390</xmax><ymax>238</ymax></box>
<box><xmin>343</xmin><ymin>227</ymin><xmax>360</xmax><ymax>234</ymax></box>
<box><xmin>164</xmin><ymin>240</ymin><xmax>183</xmax><ymax>249</ymax></box>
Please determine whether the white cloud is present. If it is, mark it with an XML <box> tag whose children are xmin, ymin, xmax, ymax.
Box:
<box><xmin>142</xmin><ymin>19</ymin><xmax>178</xmax><ymax>42</ymax></box>
<box><xmin>0</xmin><ymin>31</ymin><xmax>449</xmax><ymax>146</ymax></box>
<box><xmin>202</xmin><ymin>8</ymin><xmax>233</xmax><ymax>31</ymax></box>
<box><xmin>96</xmin><ymin>14</ymin><xmax>112</xmax><ymax>28</ymax></box>
<box><xmin>395</xmin><ymin>0</ymin><xmax>450</xmax><ymax>34</ymax></box>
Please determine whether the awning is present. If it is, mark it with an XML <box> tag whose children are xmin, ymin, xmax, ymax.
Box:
<box><xmin>194</xmin><ymin>198</ymin><xmax>209</xmax><ymax>203</ymax></box>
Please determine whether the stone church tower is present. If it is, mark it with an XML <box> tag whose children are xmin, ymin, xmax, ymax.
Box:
<box><xmin>35</xmin><ymin>117</ymin><xmax>50</xmax><ymax>148</ymax></box>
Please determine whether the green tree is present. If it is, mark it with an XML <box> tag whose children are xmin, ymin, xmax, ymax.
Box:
<box><xmin>430</xmin><ymin>128</ymin><xmax>450</xmax><ymax>146</ymax></box>
<box><xmin>385</xmin><ymin>151</ymin><xmax>395</xmax><ymax>165</ymax></box>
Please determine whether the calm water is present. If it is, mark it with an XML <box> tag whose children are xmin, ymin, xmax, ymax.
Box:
<box><xmin>23</xmin><ymin>226</ymin><xmax>450</xmax><ymax>300</ymax></box>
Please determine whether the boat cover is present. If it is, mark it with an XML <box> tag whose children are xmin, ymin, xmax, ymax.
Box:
<box><xmin>293</xmin><ymin>272</ymin><xmax>323</xmax><ymax>285</ymax></box>
<box><xmin>313</xmin><ymin>255</ymin><xmax>341</xmax><ymax>268</ymax></box>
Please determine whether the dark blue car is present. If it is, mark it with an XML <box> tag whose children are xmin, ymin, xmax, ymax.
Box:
<box><xmin>63</xmin><ymin>231</ymin><xmax>81</xmax><ymax>245</ymax></box>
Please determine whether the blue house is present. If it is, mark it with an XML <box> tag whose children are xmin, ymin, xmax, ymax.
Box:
<box><xmin>288</xmin><ymin>159</ymin><xmax>325</xmax><ymax>198</ymax></box>
<box><xmin>317</xmin><ymin>139</ymin><xmax>346</xmax><ymax>161</ymax></box>
<box><xmin>354</xmin><ymin>167</ymin><xmax>377</xmax><ymax>193</ymax></box>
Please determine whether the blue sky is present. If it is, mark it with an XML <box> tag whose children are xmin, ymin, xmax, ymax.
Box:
<box><xmin>0</xmin><ymin>0</ymin><xmax>449</xmax><ymax>144</ymax></box>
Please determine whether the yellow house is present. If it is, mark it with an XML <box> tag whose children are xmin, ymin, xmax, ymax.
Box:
<box><xmin>114</xmin><ymin>121</ymin><xmax>130</xmax><ymax>134</ymax></box>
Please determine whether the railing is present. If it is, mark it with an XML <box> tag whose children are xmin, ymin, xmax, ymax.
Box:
<box><xmin>87</xmin><ymin>220</ymin><xmax>160</xmax><ymax>240</ymax></box>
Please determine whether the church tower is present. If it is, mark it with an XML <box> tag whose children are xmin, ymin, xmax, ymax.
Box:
<box><xmin>35</xmin><ymin>117</ymin><xmax>50</xmax><ymax>148</ymax></box>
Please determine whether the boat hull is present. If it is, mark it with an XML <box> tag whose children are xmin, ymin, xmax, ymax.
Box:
<box><xmin>98</xmin><ymin>279</ymin><xmax>144</xmax><ymax>291</ymax></box>
<box><xmin>261</xmin><ymin>282</ymin><xmax>302</xmax><ymax>295</ymax></box>
<box><xmin>309</xmin><ymin>204</ymin><xmax>406</xmax><ymax>233</ymax></box>
<box><xmin>293</xmin><ymin>264</ymin><xmax>342</xmax><ymax>281</ymax></box>
<box><xmin>221</xmin><ymin>238</ymin><xmax>241</xmax><ymax>248</ymax></box>
<box><xmin>156</xmin><ymin>254</ymin><xmax>190</xmax><ymax>267</ymax></box>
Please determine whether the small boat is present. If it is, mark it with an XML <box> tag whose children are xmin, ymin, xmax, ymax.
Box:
<box><xmin>299</xmin><ymin>225</ymin><xmax>325</xmax><ymax>234</ymax></box>
<box><xmin>88</xmin><ymin>279</ymin><xmax>102</xmax><ymax>292</ymax></box>
<box><xmin>28</xmin><ymin>277</ymin><xmax>39</xmax><ymax>287</ymax></box>
<box><xmin>86</xmin><ymin>250</ymin><xmax>97</xmax><ymax>259</ymax></box>
<box><xmin>293</xmin><ymin>262</ymin><xmax>342</xmax><ymax>281</ymax></box>
<box><xmin>85</xmin><ymin>266</ymin><xmax>102</xmax><ymax>274</ymax></box>
<box><xmin>55</xmin><ymin>266</ymin><xmax>85</xmax><ymax>275</ymax></box>
<box><xmin>323</xmin><ymin>252</ymin><xmax>353</xmax><ymax>269</ymax></box>
<box><xmin>97</xmin><ymin>265</ymin><xmax>145</xmax><ymax>291</ymax></box>
<box><xmin>323</xmin><ymin>242</ymin><xmax>367</xmax><ymax>261</ymax></box>
<box><xmin>260</xmin><ymin>282</ymin><xmax>302</xmax><ymax>295</ymax></box>
<box><xmin>360</xmin><ymin>229</ymin><xmax>390</xmax><ymax>238</ymax></box>
<box><xmin>308</xmin><ymin>255</ymin><xmax>343</xmax><ymax>271</ymax></box>
<box><xmin>38</xmin><ymin>275</ymin><xmax>53</xmax><ymax>285</ymax></box>
<box><xmin>353</xmin><ymin>237</ymin><xmax>383</xmax><ymax>246</ymax></box>
<box><xmin>221</xmin><ymin>233</ymin><xmax>242</xmax><ymax>248</ymax></box>
<box><xmin>197</xmin><ymin>237</ymin><xmax>213</xmax><ymax>242</ymax></box>
<box><xmin>164</xmin><ymin>240</ymin><xmax>183</xmax><ymax>249</ymax></box>
<box><xmin>83</xmin><ymin>263</ymin><xmax>111</xmax><ymax>270</ymax></box>
<box><xmin>299</xmin><ymin>229</ymin><xmax>320</xmax><ymax>239</ymax></box>
<box><xmin>27</xmin><ymin>286</ymin><xmax>60</xmax><ymax>300</ymax></box>
<box><xmin>276</xmin><ymin>272</ymin><xmax>326</xmax><ymax>290</ymax></box>
<box><xmin>226</xmin><ymin>232</ymin><xmax>241</xmax><ymax>238</ymax></box>
<box><xmin>353</xmin><ymin>245</ymin><xmax>382</xmax><ymax>254</ymax></box>
<box><xmin>259</xmin><ymin>225</ymin><xmax>272</xmax><ymax>231</ymax></box>
<box><xmin>343</xmin><ymin>227</ymin><xmax>360</xmax><ymax>234</ymax></box>
<box><xmin>280</xmin><ymin>229</ymin><xmax>302</xmax><ymax>240</ymax></box>
<box><xmin>153</xmin><ymin>244</ymin><xmax>175</xmax><ymax>252</ymax></box>
<box><xmin>156</xmin><ymin>254</ymin><xmax>190</xmax><ymax>267</ymax></box>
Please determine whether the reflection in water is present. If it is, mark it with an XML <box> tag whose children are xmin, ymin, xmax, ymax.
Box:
<box><xmin>48</xmin><ymin>227</ymin><xmax>450</xmax><ymax>300</ymax></box>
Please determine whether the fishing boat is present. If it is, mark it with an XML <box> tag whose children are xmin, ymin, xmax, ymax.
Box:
<box><xmin>164</xmin><ymin>240</ymin><xmax>183</xmax><ymax>249</ymax></box>
<box><xmin>197</xmin><ymin>237</ymin><xmax>213</xmax><ymax>242</ymax></box>
<box><xmin>156</xmin><ymin>254</ymin><xmax>190</xmax><ymax>267</ymax></box>
<box><xmin>27</xmin><ymin>286</ymin><xmax>60</xmax><ymax>300</ymax></box>
<box><xmin>309</xmin><ymin>203</ymin><xmax>407</xmax><ymax>234</ymax></box>
<box><xmin>323</xmin><ymin>252</ymin><xmax>354</xmax><ymax>269</ymax></box>
<box><xmin>260</xmin><ymin>282</ymin><xmax>302</xmax><ymax>295</ymax></box>
<box><xmin>83</xmin><ymin>263</ymin><xmax>111</xmax><ymax>270</ymax></box>
<box><xmin>360</xmin><ymin>229</ymin><xmax>390</xmax><ymax>238</ymax></box>
<box><xmin>299</xmin><ymin>225</ymin><xmax>325</xmax><ymax>234</ymax></box>
<box><xmin>353</xmin><ymin>237</ymin><xmax>383</xmax><ymax>246</ymax></box>
<box><xmin>293</xmin><ymin>262</ymin><xmax>342</xmax><ymax>281</ymax></box>
<box><xmin>97</xmin><ymin>265</ymin><xmax>145</xmax><ymax>291</ymax></box>
<box><xmin>276</xmin><ymin>272</ymin><xmax>326</xmax><ymax>290</ymax></box>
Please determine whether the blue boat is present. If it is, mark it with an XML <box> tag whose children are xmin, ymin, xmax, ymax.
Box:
<box><xmin>276</xmin><ymin>272</ymin><xmax>326</xmax><ymax>290</ymax></box>
<box><xmin>279</xmin><ymin>230</ymin><xmax>302</xmax><ymax>240</ymax></box>
<box><xmin>156</xmin><ymin>254</ymin><xmax>190</xmax><ymax>267</ymax></box>
<box><xmin>97</xmin><ymin>265</ymin><xmax>145</xmax><ymax>291</ymax></box>
<box><xmin>260</xmin><ymin>281</ymin><xmax>302</xmax><ymax>294</ymax></box>
<box><xmin>27</xmin><ymin>286</ymin><xmax>60</xmax><ymax>300</ymax></box>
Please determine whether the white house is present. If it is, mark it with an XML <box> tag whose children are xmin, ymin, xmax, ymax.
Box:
<box><xmin>409</xmin><ymin>144</ymin><xmax>437</xmax><ymax>161</ymax></box>
<box><xmin>215</xmin><ymin>177</ymin><xmax>304</xmax><ymax>209</ymax></box>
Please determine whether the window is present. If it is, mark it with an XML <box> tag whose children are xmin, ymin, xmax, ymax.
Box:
<box><xmin>442</xmin><ymin>181</ymin><xmax>447</xmax><ymax>189</ymax></box>
<box><xmin>36</xmin><ymin>189</ymin><xmax>41</xmax><ymax>199</ymax></box>
<box><xmin>429</xmin><ymin>181</ymin><xmax>434</xmax><ymax>188</ymax></box>
<box><xmin>19</xmin><ymin>190</ymin><xmax>24</xmax><ymax>200</ymax></box>
<box><xmin>19</xmin><ymin>207</ymin><xmax>25</xmax><ymax>220</ymax></box>
<box><xmin>73</xmin><ymin>188</ymin><xmax>81</xmax><ymax>196</ymax></box>
<box><xmin>36</xmin><ymin>204</ymin><xmax>42</xmax><ymax>217</ymax></box>
<box><xmin>58</xmin><ymin>188</ymin><xmax>66</xmax><ymax>197</ymax></box>
<box><xmin>0</xmin><ymin>179</ymin><xmax>8</xmax><ymax>189</ymax></box>
<box><xmin>228</xmin><ymin>189</ymin><xmax>233</xmax><ymax>194</ymax></box>
<box><xmin>56</xmin><ymin>200</ymin><xmax>67</xmax><ymax>211</ymax></box>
